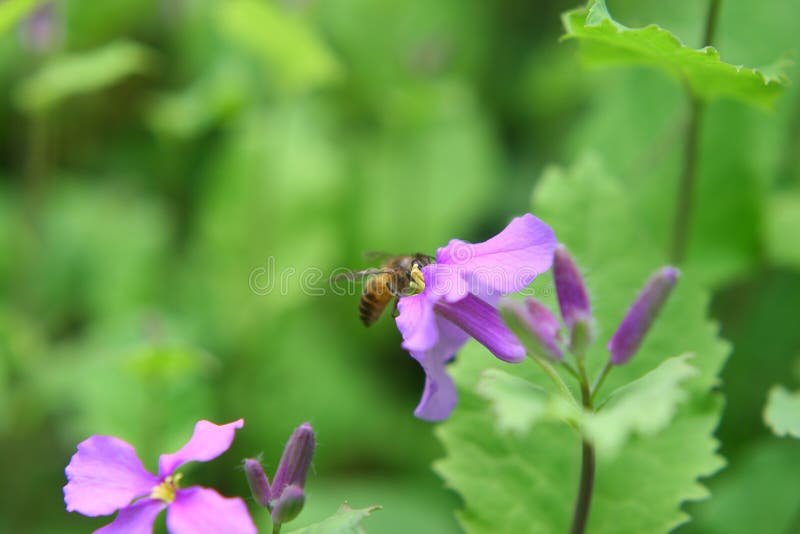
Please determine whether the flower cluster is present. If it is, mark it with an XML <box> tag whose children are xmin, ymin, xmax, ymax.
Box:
<box><xmin>503</xmin><ymin>244</ymin><xmax>679</xmax><ymax>370</ymax></box>
<box><xmin>394</xmin><ymin>213</ymin><xmax>557</xmax><ymax>420</ymax></box>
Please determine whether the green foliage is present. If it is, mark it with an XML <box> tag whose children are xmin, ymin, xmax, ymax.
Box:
<box><xmin>14</xmin><ymin>40</ymin><xmax>153</xmax><ymax>113</ymax></box>
<box><xmin>437</xmin><ymin>156</ymin><xmax>729</xmax><ymax>533</ymax></box>
<box><xmin>562</xmin><ymin>0</ymin><xmax>786</xmax><ymax>107</ymax></box>
<box><xmin>685</xmin><ymin>438</ymin><xmax>800</xmax><ymax>533</ymax></box>
<box><xmin>476</xmin><ymin>368</ymin><xmax>580</xmax><ymax>434</ymax></box>
<box><xmin>0</xmin><ymin>0</ymin><xmax>43</xmax><ymax>35</ymax></box>
<box><xmin>584</xmin><ymin>354</ymin><xmax>697</xmax><ymax>459</ymax></box>
<box><xmin>763</xmin><ymin>385</ymin><xmax>800</xmax><ymax>438</ymax></box>
<box><xmin>287</xmin><ymin>504</ymin><xmax>380</xmax><ymax>534</ymax></box>
<box><xmin>217</xmin><ymin>0</ymin><xmax>341</xmax><ymax>93</ymax></box>
<box><xmin>765</xmin><ymin>191</ymin><xmax>800</xmax><ymax>269</ymax></box>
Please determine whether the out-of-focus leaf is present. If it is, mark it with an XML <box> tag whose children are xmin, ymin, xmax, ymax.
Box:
<box><xmin>764</xmin><ymin>385</ymin><xmax>800</xmax><ymax>439</ymax></box>
<box><xmin>476</xmin><ymin>368</ymin><xmax>580</xmax><ymax>434</ymax></box>
<box><xmin>584</xmin><ymin>354</ymin><xmax>697</xmax><ymax>459</ymax></box>
<box><xmin>436</xmin><ymin>156</ymin><xmax>728</xmax><ymax>533</ymax></box>
<box><xmin>14</xmin><ymin>40</ymin><xmax>152</xmax><ymax>113</ymax></box>
<box><xmin>561</xmin><ymin>0</ymin><xmax>786</xmax><ymax>108</ymax></box>
<box><xmin>217</xmin><ymin>0</ymin><xmax>341</xmax><ymax>93</ymax></box>
<box><xmin>0</xmin><ymin>0</ymin><xmax>43</xmax><ymax>34</ymax></box>
<box><xmin>765</xmin><ymin>191</ymin><xmax>800</xmax><ymax>269</ymax></box>
<box><xmin>286</xmin><ymin>504</ymin><xmax>380</xmax><ymax>534</ymax></box>
<box><xmin>147</xmin><ymin>60</ymin><xmax>251</xmax><ymax>139</ymax></box>
<box><xmin>683</xmin><ymin>438</ymin><xmax>800</xmax><ymax>533</ymax></box>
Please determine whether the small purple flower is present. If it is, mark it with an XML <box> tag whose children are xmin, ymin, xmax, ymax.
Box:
<box><xmin>244</xmin><ymin>422</ymin><xmax>316</xmax><ymax>526</ymax></box>
<box><xmin>64</xmin><ymin>419</ymin><xmax>255</xmax><ymax>534</ymax></box>
<box><xmin>553</xmin><ymin>244</ymin><xmax>592</xmax><ymax>331</ymax></box>
<box><xmin>608</xmin><ymin>267</ymin><xmax>680</xmax><ymax>365</ymax></box>
<box><xmin>395</xmin><ymin>213</ymin><xmax>556</xmax><ymax>421</ymax></box>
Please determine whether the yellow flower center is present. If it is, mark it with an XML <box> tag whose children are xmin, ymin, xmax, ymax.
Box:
<box><xmin>408</xmin><ymin>263</ymin><xmax>426</xmax><ymax>294</ymax></box>
<box><xmin>150</xmin><ymin>473</ymin><xmax>183</xmax><ymax>503</ymax></box>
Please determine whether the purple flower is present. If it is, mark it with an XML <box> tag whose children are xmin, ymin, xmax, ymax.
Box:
<box><xmin>64</xmin><ymin>419</ymin><xmax>256</xmax><ymax>534</ymax></box>
<box><xmin>395</xmin><ymin>213</ymin><xmax>556</xmax><ymax>421</ymax></box>
<box><xmin>608</xmin><ymin>267</ymin><xmax>680</xmax><ymax>365</ymax></box>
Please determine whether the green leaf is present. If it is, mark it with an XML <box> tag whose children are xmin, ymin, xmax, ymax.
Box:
<box><xmin>286</xmin><ymin>504</ymin><xmax>381</xmax><ymax>534</ymax></box>
<box><xmin>217</xmin><ymin>0</ymin><xmax>341</xmax><ymax>93</ymax></box>
<box><xmin>561</xmin><ymin>0</ymin><xmax>786</xmax><ymax>108</ymax></box>
<box><xmin>14</xmin><ymin>40</ymin><xmax>152</xmax><ymax>113</ymax></box>
<box><xmin>476</xmin><ymin>368</ymin><xmax>580</xmax><ymax>434</ymax></box>
<box><xmin>0</xmin><ymin>0</ymin><xmax>44</xmax><ymax>34</ymax></box>
<box><xmin>763</xmin><ymin>385</ymin><xmax>800</xmax><ymax>439</ymax></box>
<box><xmin>584</xmin><ymin>354</ymin><xmax>698</xmax><ymax>459</ymax></box>
<box><xmin>764</xmin><ymin>191</ymin><xmax>800</xmax><ymax>269</ymax></box>
<box><xmin>436</xmin><ymin>155</ymin><xmax>728</xmax><ymax>533</ymax></box>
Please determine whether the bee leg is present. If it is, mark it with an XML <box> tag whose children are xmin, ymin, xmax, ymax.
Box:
<box><xmin>391</xmin><ymin>298</ymin><xmax>400</xmax><ymax>318</ymax></box>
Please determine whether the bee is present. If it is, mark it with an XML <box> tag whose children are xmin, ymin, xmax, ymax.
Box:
<box><xmin>334</xmin><ymin>253</ymin><xmax>434</xmax><ymax>326</ymax></box>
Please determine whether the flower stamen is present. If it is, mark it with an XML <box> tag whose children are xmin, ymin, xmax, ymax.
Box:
<box><xmin>150</xmin><ymin>473</ymin><xmax>183</xmax><ymax>503</ymax></box>
<box><xmin>407</xmin><ymin>263</ymin><xmax>426</xmax><ymax>294</ymax></box>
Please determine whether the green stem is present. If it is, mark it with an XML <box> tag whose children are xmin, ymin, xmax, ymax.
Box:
<box><xmin>570</xmin><ymin>360</ymin><xmax>595</xmax><ymax>534</ymax></box>
<box><xmin>273</xmin><ymin>523</ymin><xmax>281</xmax><ymax>534</ymax></box>
<box><xmin>531</xmin><ymin>354</ymin><xmax>575</xmax><ymax>401</ymax></box>
<box><xmin>590</xmin><ymin>361</ymin><xmax>613</xmax><ymax>402</ymax></box>
<box><xmin>668</xmin><ymin>0</ymin><xmax>721</xmax><ymax>264</ymax></box>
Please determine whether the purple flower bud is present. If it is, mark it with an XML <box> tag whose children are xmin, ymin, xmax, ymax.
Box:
<box><xmin>270</xmin><ymin>485</ymin><xmax>306</xmax><ymax>525</ymax></box>
<box><xmin>271</xmin><ymin>423</ymin><xmax>315</xmax><ymax>501</ymax></box>
<box><xmin>499</xmin><ymin>298</ymin><xmax>563</xmax><ymax>360</ymax></box>
<box><xmin>553</xmin><ymin>244</ymin><xmax>592</xmax><ymax>331</ymax></box>
<box><xmin>244</xmin><ymin>458</ymin><xmax>271</xmax><ymax>508</ymax></box>
<box><xmin>608</xmin><ymin>267</ymin><xmax>680</xmax><ymax>365</ymax></box>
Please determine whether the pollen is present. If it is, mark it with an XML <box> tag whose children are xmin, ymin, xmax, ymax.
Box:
<box><xmin>408</xmin><ymin>264</ymin><xmax>426</xmax><ymax>294</ymax></box>
<box><xmin>150</xmin><ymin>473</ymin><xmax>183</xmax><ymax>503</ymax></box>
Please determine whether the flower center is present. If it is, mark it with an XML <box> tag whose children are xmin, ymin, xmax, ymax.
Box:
<box><xmin>150</xmin><ymin>473</ymin><xmax>183</xmax><ymax>503</ymax></box>
<box><xmin>407</xmin><ymin>263</ymin><xmax>426</xmax><ymax>294</ymax></box>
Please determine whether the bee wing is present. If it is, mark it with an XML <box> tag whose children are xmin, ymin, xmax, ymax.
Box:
<box><xmin>362</xmin><ymin>251</ymin><xmax>397</xmax><ymax>261</ymax></box>
<box><xmin>329</xmin><ymin>269</ymin><xmax>394</xmax><ymax>282</ymax></box>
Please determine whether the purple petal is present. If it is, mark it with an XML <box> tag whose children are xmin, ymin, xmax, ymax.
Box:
<box><xmin>167</xmin><ymin>487</ymin><xmax>256</xmax><ymax>534</ymax></box>
<box><xmin>410</xmin><ymin>317</ymin><xmax>469</xmax><ymax>421</ymax></box>
<box><xmin>435</xmin><ymin>214</ymin><xmax>556</xmax><ymax>300</ymax></box>
<box><xmin>435</xmin><ymin>293</ymin><xmax>526</xmax><ymax>363</ymax></box>
<box><xmin>396</xmin><ymin>292</ymin><xmax>438</xmax><ymax>353</ymax></box>
<box><xmin>608</xmin><ymin>267</ymin><xmax>680</xmax><ymax>365</ymax></box>
<box><xmin>94</xmin><ymin>499</ymin><xmax>165</xmax><ymax>534</ymax></box>
<box><xmin>64</xmin><ymin>435</ymin><xmax>159</xmax><ymax>516</ymax></box>
<box><xmin>158</xmin><ymin>419</ymin><xmax>244</xmax><ymax>477</ymax></box>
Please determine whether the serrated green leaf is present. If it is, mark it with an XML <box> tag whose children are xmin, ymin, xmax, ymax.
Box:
<box><xmin>763</xmin><ymin>385</ymin><xmax>800</xmax><ymax>439</ymax></box>
<box><xmin>14</xmin><ymin>40</ymin><xmax>152</xmax><ymax>113</ymax></box>
<box><xmin>584</xmin><ymin>354</ymin><xmax>698</xmax><ymax>459</ymax></box>
<box><xmin>286</xmin><ymin>504</ymin><xmax>380</xmax><ymax>534</ymax></box>
<box><xmin>436</xmin><ymin>155</ymin><xmax>728</xmax><ymax>533</ymax></box>
<box><xmin>476</xmin><ymin>368</ymin><xmax>580</xmax><ymax>434</ymax></box>
<box><xmin>217</xmin><ymin>0</ymin><xmax>341</xmax><ymax>93</ymax></box>
<box><xmin>561</xmin><ymin>0</ymin><xmax>786</xmax><ymax>107</ymax></box>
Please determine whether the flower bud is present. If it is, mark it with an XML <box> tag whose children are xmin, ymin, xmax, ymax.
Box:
<box><xmin>270</xmin><ymin>485</ymin><xmax>305</xmax><ymax>525</ymax></box>
<box><xmin>499</xmin><ymin>298</ymin><xmax>563</xmax><ymax>360</ymax></box>
<box><xmin>608</xmin><ymin>267</ymin><xmax>679</xmax><ymax>365</ymax></box>
<box><xmin>569</xmin><ymin>314</ymin><xmax>594</xmax><ymax>359</ymax></box>
<box><xmin>553</xmin><ymin>245</ymin><xmax>592</xmax><ymax>331</ymax></box>
<box><xmin>271</xmin><ymin>423</ymin><xmax>315</xmax><ymax>500</ymax></box>
<box><xmin>243</xmin><ymin>458</ymin><xmax>271</xmax><ymax>508</ymax></box>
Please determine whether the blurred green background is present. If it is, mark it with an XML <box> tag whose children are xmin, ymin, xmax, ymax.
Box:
<box><xmin>0</xmin><ymin>0</ymin><xmax>798</xmax><ymax>532</ymax></box>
